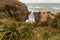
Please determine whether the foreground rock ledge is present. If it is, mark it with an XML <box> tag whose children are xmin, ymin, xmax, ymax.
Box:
<box><xmin>0</xmin><ymin>0</ymin><xmax>29</xmax><ymax>22</ymax></box>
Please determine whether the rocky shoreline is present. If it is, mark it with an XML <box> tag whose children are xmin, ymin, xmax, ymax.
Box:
<box><xmin>0</xmin><ymin>0</ymin><xmax>60</xmax><ymax>40</ymax></box>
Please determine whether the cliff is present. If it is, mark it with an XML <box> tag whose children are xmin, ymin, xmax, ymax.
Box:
<box><xmin>34</xmin><ymin>11</ymin><xmax>55</xmax><ymax>23</ymax></box>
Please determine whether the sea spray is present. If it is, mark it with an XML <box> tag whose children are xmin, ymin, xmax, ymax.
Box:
<box><xmin>26</xmin><ymin>11</ymin><xmax>35</xmax><ymax>22</ymax></box>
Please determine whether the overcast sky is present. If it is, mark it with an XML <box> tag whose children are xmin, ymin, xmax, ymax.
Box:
<box><xmin>19</xmin><ymin>0</ymin><xmax>60</xmax><ymax>3</ymax></box>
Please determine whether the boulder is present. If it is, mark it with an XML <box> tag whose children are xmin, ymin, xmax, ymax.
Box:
<box><xmin>55</xmin><ymin>12</ymin><xmax>60</xmax><ymax>18</ymax></box>
<box><xmin>0</xmin><ymin>0</ymin><xmax>29</xmax><ymax>22</ymax></box>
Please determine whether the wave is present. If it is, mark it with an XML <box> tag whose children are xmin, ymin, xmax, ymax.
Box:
<box><xmin>52</xmin><ymin>7</ymin><xmax>60</xmax><ymax>9</ymax></box>
<box><xmin>28</xmin><ymin>6</ymin><xmax>42</xmax><ymax>8</ymax></box>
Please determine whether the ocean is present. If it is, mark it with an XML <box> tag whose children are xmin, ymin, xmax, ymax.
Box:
<box><xmin>25</xmin><ymin>3</ymin><xmax>60</xmax><ymax>13</ymax></box>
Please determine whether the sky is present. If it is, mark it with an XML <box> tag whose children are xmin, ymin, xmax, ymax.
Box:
<box><xmin>19</xmin><ymin>0</ymin><xmax>60</xmax><ymax>3</ymax></box>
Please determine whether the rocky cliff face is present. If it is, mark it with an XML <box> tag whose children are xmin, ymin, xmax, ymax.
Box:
<box><xmin>34</xmin><ymin>11</ymin><xmax>55</xmax><ymax>23</ymax></box>
<box><xmin>0</xmin><ymin>0</ymin><xmax>29</xmax><ymax>22</ymax></box>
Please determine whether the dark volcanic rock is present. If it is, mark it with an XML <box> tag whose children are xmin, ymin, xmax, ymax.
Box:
<box><xmin>0</xmin><ymin>0</ymin><xmax>29</xmax><ymax>22</ymax></box>
<box><xmin>33</xmin><ymin>12</ymin><xmax>41</xmax><ymax>23</ymax></box>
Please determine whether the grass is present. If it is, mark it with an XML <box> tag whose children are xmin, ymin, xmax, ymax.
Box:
<box><xmin>0</xmin><ymin>18</ymin><xmax>60</xmax><ymax>40</ymax></box>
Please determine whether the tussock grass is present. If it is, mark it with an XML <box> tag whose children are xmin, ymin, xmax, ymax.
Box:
<box><xmin>0</xmin><ymin>17</ymin><xmax>60</xmax><ymax>40</ymax></box>
<box><xmin>0</xmin><ymin>20</ymin><xmax>60</xmax><ymax>40</ymax></box>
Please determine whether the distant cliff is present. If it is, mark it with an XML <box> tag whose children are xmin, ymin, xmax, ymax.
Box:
<box><xmin>34</xmin><ymin>11</ymin><xmax>57</xmax><ymax>23</ymax></box>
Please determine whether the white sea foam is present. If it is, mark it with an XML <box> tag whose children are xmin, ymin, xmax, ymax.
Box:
<box><xmin>28</xmin><ymin>6</ymin><xmax>34</xmax><ymax>8</ymax></box>
<box><xmin>52</xmin><ymin>7</ymin><xmax>60</xmax><ymax>9</ymax></box>
<box><xmin>28</xmin><ymin>6</ymin><xmax>42</xmax><ymax>8</ymax></box>
<box><xmin>34</xmin><ymin>7</ymin><xmax>42</xmax><ymax>8</ymax></box>
<box><xmin>26</xmin><ymin>11</ymin><xmax>35</xmax><ymax>22</ymax></box>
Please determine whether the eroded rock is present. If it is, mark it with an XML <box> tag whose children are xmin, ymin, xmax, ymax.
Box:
<box><xmin>34</xmin><ymin>11</ymin><xmax>55</xmax><ymax>23</ymax></box>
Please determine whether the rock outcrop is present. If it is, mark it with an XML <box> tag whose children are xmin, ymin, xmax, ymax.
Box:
<box><xmin>33</xmin><ymin>12</ymin><xmax>41</xmax><ymax>23</ymax></box>
<box><xmin>33</xmin><ymin>11</ymin><xmax>55</xmax><ymax>23</ymax></box>
<box><xmin>55</xmin><ymin>12</ymin><xmax>60</xmax><ymax>18</ymax></box>
<box><xmin>0</xmin><ymin>0</ymin><xmax>29</xmax><ymax>22</ymax></box>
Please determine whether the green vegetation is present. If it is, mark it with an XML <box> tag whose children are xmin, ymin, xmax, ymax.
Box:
<box><xmin>0</xmin><ymin>18</ymin><xmax>60</xmax><ymax>40</ymax></box>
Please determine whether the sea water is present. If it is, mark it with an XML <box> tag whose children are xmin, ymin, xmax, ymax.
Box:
<box><xmin>25</xmin><ymin>3</ymin><xmax>60</xmax><ymax>13</ymax></box>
